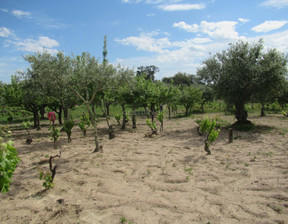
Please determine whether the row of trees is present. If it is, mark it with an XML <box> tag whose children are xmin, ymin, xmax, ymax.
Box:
<box><xmin>0</xmin><ymin>37</ymin><xmax>208</xmax><ymax>151</ymax></box>
<box><xmin>0</xmin><ymin>39</ymin><xmax>287</xmax><ymax>150</ymax></box>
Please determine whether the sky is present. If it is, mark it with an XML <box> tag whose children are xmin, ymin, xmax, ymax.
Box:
<box><xmin>0</xmin><ymin>0</ymin><xmax>288</xmax><ymax>83</ymax></box>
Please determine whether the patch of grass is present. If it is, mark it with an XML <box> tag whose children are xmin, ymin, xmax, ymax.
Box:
<box><xmin>96</xmin><ymin>153</ymin><xmax>103</xmax><ymax>158</ymax></box>
<box><xmin>120</xmin><ymin>217</ymin><xmax>126</xmax><ymax>223</ymax></box>
<box><xmin>279</xmin><ymin>128</ymin><xmax>288</xmax><ymax>136</ymax></box>
<box><xmin>244</xmin><ymin>163</ymin><xmax>249</xmax><ymax>167</ymax></box>
<box><xmin>184</xmin><ymin>167</ymin><xmax>193</xmax><ymax>176</ymax></box>
<box><xmin>266</xmin><ymin>151</ymin><xmax>273</xmax><ymax>157</ymax></box>
<box><xmin>147</xmin><ymin>169</ymin><xmax>151</xmax><ymax>175</ymax></box>
<box><xmin>226</xmin><ymin>162</ymin><xmax>231</xmax><ymax>169</ymax></box>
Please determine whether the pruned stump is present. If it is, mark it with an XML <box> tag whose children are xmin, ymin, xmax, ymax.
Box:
<box><xmin>197</xmin><ymin>126</ymin><xmax>203</xmax><ymax>136</ymax></box>
<box><xmin>26</xmin><ymin>137</ymin><xmax>33</xmax><ymax>144</ymax></box>
<box><xmin>93</xmin><ymin>145</ymin><xmax>103</xmax><ymax>153</ymax></box>
<box><xmin>145</xmin><ymin>130</ymin><xmax>158</xmax><ymax>138</ymax></box>
<box><xmin>228</xmin><ymin>128</ymin><xmax>233</xmax><ymax>143</ymax></box>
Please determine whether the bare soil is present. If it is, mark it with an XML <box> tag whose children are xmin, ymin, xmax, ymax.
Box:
<box><xmin>1</xmin><ymin>113</ymin><xmax>288</xmax><ymax>224</ymax></box>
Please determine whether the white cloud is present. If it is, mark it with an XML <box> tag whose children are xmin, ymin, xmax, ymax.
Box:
<box><xmin>114</xmin><ymin>31</ymin><xmax>231</xmax><ymax>79</ymax></box>
<box><xmin>261</xmin><ymin>0</ymin><xmax>288</xmax><ymax>8</ymax></box>
<box><xmin>252</xmin><ymin>20</ymin><xmax>288</xmax><ymax>33</ymax></box>
<box><xmin>248</xmin><ymin>30</ymin><xmax>288</xmax><ymax>53</ymax></box>
<box><xmin>173</xmin><ymin>20</ymin><xmax>241</xmax><ymax>40</ymax></box>
<box><xmin>201</xmin><ymin>21</ymin><xmax>240</xmax><ymax>39</ymax></box>
<box><xmin>115</xmin><ymin>33</ymin><xmax>171</xmax><ymax>53</ymax></box>
<box><xmin>159</xmin><ymin>3</ymin><xmax>206</xmax><ymax>11</ymax></box>
<box><xmin>13</xmin><ymin>36</ymin><xmax>59</xmax><ymax>54</ymax></box>
<box><xmin>1</xmin><ymin>8</ymin><xmax>8</xmax><ymax>13</ymax></box>
<box><xmin>114</xmin><ymin>25</ymin><xmax>288</xmax><ymax>80</ymax></box>
<box><xmin>0</xmin><ymin>27</ymin><xmax>12</xmax><ymax>38</ymax></box>
<box><xmin>173</xmin><ymin>21</ymin><xmax>199</xmax><ymax>32</ymax></box>
<box><xmin>11</xmin><ymin>10</ymin><xmax>31</xmax><ymax>18</ymax></box>
<box><xmin>238</xmin><ymin>18</ymin><xmax>250</xmax><ymax>24</ymax></box>
<box><xmin>191</xmin><ymin>37</ymin><xmax>212</xmax><ymax>44</ymax></box>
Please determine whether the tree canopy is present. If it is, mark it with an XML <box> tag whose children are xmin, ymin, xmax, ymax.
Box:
<box><xmin>136</xmin><ymin>65</ymin><xmax>159</xmax><ymax>81</ymax></box>
<box><xmin>197</xmin><ymin>40</ymin><xmax>288</xmax><ymax>124</ymax></box>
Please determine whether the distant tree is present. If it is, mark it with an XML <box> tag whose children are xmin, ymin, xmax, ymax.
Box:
<box><xmin>278</xmin><ymin>81</ymin><xmax>288</xmax><ymax>110</ymax></box>
<box><xmin>162</xmin><ymin>72</ymin><xmax>195</xmax><ymax>86</ymax></box>
<box><xmin>179</xmin><ymin>86</ymin><xmax>202</xmax><ymax>116</ymax></box>
<box><xmin>103</xmin><ymin>35</ymin><xmax>108</xmax><ymax>65</ymax></box>
<box><xmin>136</xmin><ymin>65</ymin><xmax>159</xmax><ymax>81</ymax></box>
<box><xmin>2</xmin><ymin>76</ymin><xmax>23</xmax><ymax>109</ymax></box>
<box><xmin>253</xmin><ymin>48</ymin><xmax>288</xmax><ymax>116</ymax></box>
<box><xmin>198</xmin><ymin>85</ymin><xmax>215</xmax><ymax>113</ymax></box>
<box><xmin>165</xmin><ymin>85</ymin><xmax>180</xmax><ymax>119</ymax></box>
<box><xmin>114</xmin><ymin>67</ymin><xmax>135</xmax><ymax>129</ymax></box>
<box><xmin>18</xmin><ymin>71</ymin><xmax>48</xmax><ymax>129</ymax></box>
<box><xmin>197</xmin><ymin>40</ymin><xmax>288</xmax><ymax>124</ymax></box>
<box><xmin>0</xmin><ymin>81</ymin><xmax>4</xmax><ymax>106</ymax></box>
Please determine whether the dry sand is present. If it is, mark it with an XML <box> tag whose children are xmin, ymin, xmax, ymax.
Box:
<box><xmin>1</xmin><ymin>113</ymin><xmax>288</xmax><ymax>224</ymax></box>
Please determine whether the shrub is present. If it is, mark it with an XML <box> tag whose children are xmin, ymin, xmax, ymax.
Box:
<box><xmin>39</xmin><ymin>170</ymin><xmax>54</xmax><ymax>189</ymax></box>
<box><xmin>7</xmin><ymin>113</ymin><xmax>13</xmax><ymax>123</ymax></box>
<box><xmin>157</xmin><ymin>111</ymin><xmax>164</xmax><ymax>132</ymax></box>
<box><xmin>79</xmin><ymin>113</ymin><xmax>90</xmax><ymax>137</ymax></box>
<box><xmin>114</xmin><ymin>114</ymin><xmax>121</xmax><ymax>125</ymax></box>
<box><xmin>0</xmin><ymin>130</ymin><xmax>20</xmax><ymax>193</ymax></box>
<box><xmin>63</xmin><ymin>119</ymin><xmax>74</xmax><ymax>143</ymax></box>
<box><xmin>146</xmin><ymin>118</ymin><xmax>157</xmax><ymax>137</ymax></box>
<box><xmin>22</xmin><ymin>121</ymin><xmax>32</xmax><ymax>144</ymax></box>
<box><xmin>199</xmin><ymin>118</ymin><xmax>220</xmax><ymax>155</ymax></box>
<box><xmin>49</xmin><ymin>125</ymin><xmax>60</xmax><ymax>149</ymax></box>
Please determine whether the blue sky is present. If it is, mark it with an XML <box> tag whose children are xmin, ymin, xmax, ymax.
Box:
<box><xmin>1</xmin><ymin>0</ymin><xmax>288</xmax><ymax>83</ymax></box>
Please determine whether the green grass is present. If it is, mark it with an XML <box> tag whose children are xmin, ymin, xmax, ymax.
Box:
<box><xmin>120</xmin><ymin>217</ymin><xmax>126</xmax><ymax>223</ymax></box>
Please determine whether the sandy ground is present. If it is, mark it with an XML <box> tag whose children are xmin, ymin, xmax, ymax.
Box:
<box><xmin>1</xmin><ymin>113</ymin><xmax>288</xmax><ymax>224</ymax></box>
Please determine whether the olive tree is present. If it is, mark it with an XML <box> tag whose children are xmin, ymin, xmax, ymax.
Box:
<box><xmin>197</xmin><ymin>40</ymin><xmax>287</xmax><ymax>124</ymax></box>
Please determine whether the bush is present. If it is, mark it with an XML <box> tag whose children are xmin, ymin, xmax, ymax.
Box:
<box><xmin>199</xmin><ymin>118</ymin><xmax>220</xmax><ymax>154</ymax></box>
<box><xmin>7</xmin><ymin>113</ymin><xmax>13</xmax><ymax>123</ymax></box>
<box><xmin>63</xmin><ymin>119</ymin><xmax>74</xmax><ymax>143</ymax></box>
<box><xmin>0</xmin><ymin>130</ymin><xmax>20</xmax><ymax>193</ymax></box>
<box><xmin>79</xmin><ymin>113</ymin><xmax>90</xmax><ymax>137</ymax></box>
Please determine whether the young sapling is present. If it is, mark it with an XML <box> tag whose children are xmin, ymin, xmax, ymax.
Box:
<box><xmin>199</xmin><ymin>118</ymin><xmax>220</xmax><ymax>155</ymax></box>
<box><xmin>63</xmin><ymin>119</ymin><xmax>74</xmax><ymax>143</ymax></box>
<box><xmin>114</xmin><ymin>114</ymin><xmax>121</xmax><ymax>125</ymax></box>
<box><xmin>146</xmin><ymin>118</ymin><xmax>157</xmax><ymax>137</ymax></box>
<box><xmin>0</xmin><ymin>129</ymin><xmax>20</xmax><ymax>193</ymax></box>
<box><xmin>22</xmin><ymin>121</ymin><xmax>33</xmax><ymax>144</ymax></box>
<box><xmin>39</xmin><ymin>151</ymin><xmax>61</xmax><ymax>189</ymax></box>
<box><xmin>79</xmin><ymin>112</ymin><xmax>90</xmax><ymax>137</ymax></box>
<box><xmin>157</xmin><ymin>111</ymin><xmax>164</xmax><ymax>132</ymax></box>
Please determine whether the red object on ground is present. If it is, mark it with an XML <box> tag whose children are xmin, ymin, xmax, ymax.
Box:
<box><xmin>47</xmin><ymin>111</ymin><xmax>56</xmax><ymax>123</ymax></box>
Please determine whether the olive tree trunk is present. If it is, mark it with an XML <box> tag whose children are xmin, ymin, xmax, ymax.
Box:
<box><xmin>235</xmin><ymin>103</ymin><xmax>249</xmax><ymax>124</ymax></box>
